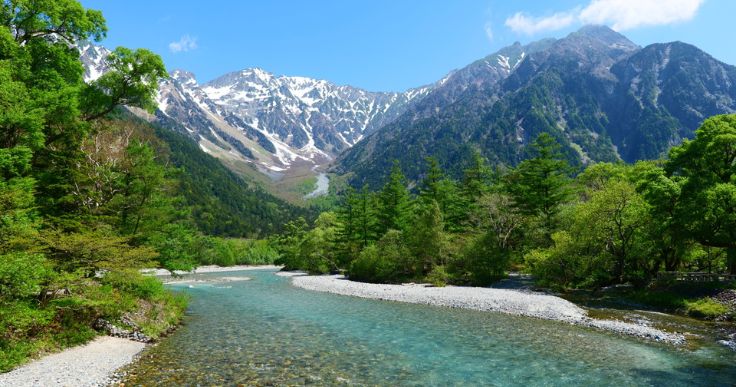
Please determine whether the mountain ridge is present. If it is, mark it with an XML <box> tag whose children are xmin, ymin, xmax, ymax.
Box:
<box><xmin>334</xmin><ymin>25</ymin><xmax>736</xmax><ymax>188</ymax></box>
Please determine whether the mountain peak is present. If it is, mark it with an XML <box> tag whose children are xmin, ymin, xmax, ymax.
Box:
<box><xmin>171</xmin><ymin>70</ymin><xmax>198</xmax><ymax>86</ymax></box>
<box><xmin>569</xmin><ymin>25</ymin><xmax>638</xmax><ymax>50</ymax></box>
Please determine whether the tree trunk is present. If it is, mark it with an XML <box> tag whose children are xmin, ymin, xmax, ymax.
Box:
<box><xmin>728</xmin><ymin>247</ymin><xmax>736</xmax><ymax>275</ymax></box>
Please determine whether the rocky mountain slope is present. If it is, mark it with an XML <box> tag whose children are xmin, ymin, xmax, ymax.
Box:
<box><xmin>80</xmin><ymin>44</ymin><xmax>434</xmax><ymax>177</ymax></box>
<box><xmin>335</xmin><ymin>26</ymin><xmax>736</xmax><ymax>187</ymax></box>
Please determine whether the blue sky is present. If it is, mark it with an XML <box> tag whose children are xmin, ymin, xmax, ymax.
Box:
<box><xmin>80</xmin><ymin>0</ymin><xmax>734</xmax><ymax>92</ymax></box>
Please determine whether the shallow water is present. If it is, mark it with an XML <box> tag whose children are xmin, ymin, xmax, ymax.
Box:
<box><xmin>121</xmin><ymin>270</ymin><xmax>736</xmax><ymax>386</ymax></box>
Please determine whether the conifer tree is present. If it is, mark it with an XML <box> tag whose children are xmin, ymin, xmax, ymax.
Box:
<box><xmin>505</xmin><ymin>133</ymin><xmax>572</xmax><ymax>241</ymax></box>
<box><xmin>377</xmin><ymin>160</ymin><xmax>411</xmax><ymax>234</ymax></box>
<box><xmin>407</xmin><ymin>200</ymin><xmax>446</xmax><ymax>274</ymax></box>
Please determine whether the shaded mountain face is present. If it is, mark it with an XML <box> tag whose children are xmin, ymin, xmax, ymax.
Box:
<box><xmin>335</xmin><ymin>25</ymin><xmax>736</xmax><ymax>188</ymax></box>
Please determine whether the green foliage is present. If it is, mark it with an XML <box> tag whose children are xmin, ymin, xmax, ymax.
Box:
<box><xmin>0</xmin><ymin>252</ymin><xmax>50</xmax><ymax>300</ymax></box>
<box><xmin>407</xmin><ymin>200</ymin><xmax>447</xmax><ymax>275</ymax></box>
<box><xmin>504</xmin><ymin>133</ymin><xmax>573</xmax><ymax>242</ymax></box>
<box><xmin>349</xmin><ymin>245</ymin><xmax>399</xmax><ymax>283</ymax></box>
<box><xmin>294</xmin><ymin>117</ymin><xmax>736</xmax><ymax>303</ymax></box>
<box><xmin>275</xmin><ymin>213</ymin><xmax>339</xmax><ymax>274</ymax></box>
<box><xmin>81</xmin><ymin>47</ymin><xmax>167</xmax><ymax>120</ymax></box>
<box><xmin>684</xmin><ymin>298</ymin><xmax>730</xmax><ymax>319</ymax></box>
<box><xmin>0</xmin><ymin>0</ymin><xmax>199</xmax><ymax>370</ymax></box>
<box><xmin>377</xmin><ymin>161</ymin><xmax>411</xmax><ymax>234</ymax></box>
<box><xmin>42</xmin><ymin>227</ymin><xmax>158</xmax><ymax>276</ymax></box>
<box><xmin>459</xmin><ymin>230</ymin><xmax>511</xmax><ymax>286</ymax></box>
<box><xmin>348</xmin><ymin>230</ymin><xmax>413</xmax><ymax>283</ymax></box>
<box><xmin>426</xmin><ymin>265</ymin><xmax>450</xmax><ymax>287</ymax></box>
<box><xmin>197</xmin><ymin>237</ymin><xmax>279</xmax><ymax>266</ymax></box>
<box><xmin>666</xmin><ymin>114</ymin><xmax>736</xmax><ymax>273</ymax></box>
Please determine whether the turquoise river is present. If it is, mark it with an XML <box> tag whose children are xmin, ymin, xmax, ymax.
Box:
<box><xmin>120</xmin><ymin>269</ymin><xmax>736</xmax><ymax>386</ymax></box>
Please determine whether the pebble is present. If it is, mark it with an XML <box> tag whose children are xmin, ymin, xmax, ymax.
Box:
<box><xmin>291</xmin><ymin>274</ymin><xmax>685</xmax><ymax>345</ymax></box>
<box><xmin>0</xmin><ymin>337</ymin><xmax>146</xmax><ymax>387</ymax></box>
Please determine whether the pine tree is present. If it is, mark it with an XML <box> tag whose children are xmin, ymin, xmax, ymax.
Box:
<box><xmin>354</xmin><ymin>185</ymin><xmax>379</xmax><ymax>247</ymax></box>
<box><xmin>377</xmin><ymin>161</ymin><xmax>411</xmax><ymax>234</ymax></box>
<box><xmin>420</xmin><ymin>157</ymin><xmax>444</xmax><ymax>203</ymax></box>
<box><xmin>505</xmin><ymin>133</ymin><xmax>572</xmax><ymax>241</ymax></box>
<box><xmin>461</xmin><ymin>150</ymin><xmax>492</xmax><ymax>201</ymax></box>
<box><xmin>407</xmin><ymin>200</ymin><xmax>446</xmax><ymax>274</ymax></box>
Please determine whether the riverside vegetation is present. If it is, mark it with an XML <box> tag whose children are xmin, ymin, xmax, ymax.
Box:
<box><xmin>2</xmin><ymin>0</ymin><xmax>735</xmax><ymax>378</ymax></box>
<box><xmin>276</xmin><ymin>116</ymin><xmax>736</xmax><ymax>320</ymax></box>
<box><xmin>0</xmin><ymin>0</ymin><xmax>286</xmax><ymax>371</ymax></box>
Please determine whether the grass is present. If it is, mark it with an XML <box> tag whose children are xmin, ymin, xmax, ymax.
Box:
<box><xmin>616</xmin><ymin>281</ymin><xmax>733</xmax><ymax>320</ymax></box>
<box><xmin>684</xmin><ymin>298</ymin><xmax>730</xmax><ymax>319</ymax></box>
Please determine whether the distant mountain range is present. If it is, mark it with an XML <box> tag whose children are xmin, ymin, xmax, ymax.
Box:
<box><xmin>82</xmin><ymin>44</ymin><xmax>434</xmax><ymax>177</ymax></box>
<box><xmin>335</xmin><ymin>25</ymin><xmax>736</xmax><ymax>187</ymax></box>
<box><xmin>81</xmin><ymin>25</ymin><xmax>736</xmax><ymax>189</ymax></box>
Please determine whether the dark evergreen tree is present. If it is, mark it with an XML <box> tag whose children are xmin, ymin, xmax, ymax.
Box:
<box><xmin>377</xmin><ymin>161</ymin><xmax>411</xmax><ymax>234</ymax></box>
<box><xmin>504</xmin><ymin>133</ymin><xmax>573</xmax><ymax>241</ymax></box>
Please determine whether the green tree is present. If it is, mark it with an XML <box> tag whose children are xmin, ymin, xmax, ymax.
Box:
<box><xmin>634</xmin><ymin>161</ymin><xmax>690</xmax><ymax>272</ymax></box>
<box><xmin>81</xmin><ymin>47</ymin><xmax>167</xmax><ymax>120</ymax></box>
<box><xmin>419</xmin><ymin>157</ymin><xmax>466</xmax><ymax>231</ymax></box>
<box><xmin>407</xmin><ymin>200</ymin><xmax>446</xmax><ymax>275</ymax></box>
<box><xmin>349</xmin><ymin>230</ymin><xmax>413</xmax><ymax>283</ymax></box>
<box><xmin>377</xmin><ymin>160</ymin><xmax>411</xmax><ymax>234</ymax></box>
<box><xmin>461</xmin><ymin>150</ymin><xmax>493</xmax><ymax>201</ymax></box>
<box><xmin>666</xmin><ymin>114</ymin><xmax>736</xmax><ymax>273</ymax></box>
<box><xmin>505</xmin><ymin>133</ymin><xmax>572</xmax><ymax>242</ymax></box>
<box><xmin>115</xmin><ymin>141</ymin><xmax>167</xmax><ymax>235</ymax></box>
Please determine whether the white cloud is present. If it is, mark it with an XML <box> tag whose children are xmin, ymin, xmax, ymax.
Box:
<box><xmin>484</xmin><ymin>22</ymin><xmax>494</xmax><ymax>41</ymax></box>
<box><xmin>579</xmin><ymin>0</ymin><xmax>704</xmax><ymax>31</ymax></box>
<box><xmin>504</xmin><ymin>11</ymin><xmax>576</xmax><ymax>35</ymax></box>
<box><xmin>505</xmin><ymin>0</ymin><xmax>704</xmax><ymax>35</ymax></box>
<box><xmin>169</xmin><ymin>35</ymin><xmax>198</xmax><ymax>53</ymax></box>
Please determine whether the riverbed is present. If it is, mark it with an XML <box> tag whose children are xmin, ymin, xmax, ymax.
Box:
<box><xmin>305</xmin><ymin>172</ymin><xmax>329</xmax><ymax>199</ymax></box>
<box><xmin>119</xmin><ymin>269</ymin><xmax>736</xmax><ymax>386</ymax></box>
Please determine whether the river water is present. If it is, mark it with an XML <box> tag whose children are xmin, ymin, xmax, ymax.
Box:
<box><xmin>120</xmin><ymin>269</ymin><xmax>736</xmax><ymax>386</ymax></box>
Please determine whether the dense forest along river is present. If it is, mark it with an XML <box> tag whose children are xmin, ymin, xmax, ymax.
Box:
<box><xmin>121</xmin><ymin>269</ymin><xmax>736</xmax><ymax>386</ymax></box>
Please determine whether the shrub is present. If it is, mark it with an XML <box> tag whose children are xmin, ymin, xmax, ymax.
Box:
<box><xmin>685</xmin><ymin>298</ymin><xmax>730</xmax><ymax>319</ymax></box>
<box><xmin>460</xmin><ymin>231</ymin><xmax>510</xmax><ymax>286</ymax></box>
<box><xmin>426</xmin><ymin>265</ymin><xmax>450</xmax><ymax>287</ymax></box>
<box><xmin>348</xmin><ymin>230</ymin><xmax>414</xmax><ymax>283</ymax></box>
<box><xmin>349</xmin><ymin>244</ymin><xmax>399</xmax><ymax>283</ymax></box>
<box><xmin>101</xmin><ymin>270</ymin><xmax>166</xmax><ymax>300</ymax></box>
<box><xmin>0</xmin><ymin>252</ymin><xmax>51</xmax><ymax>300</ymax></box>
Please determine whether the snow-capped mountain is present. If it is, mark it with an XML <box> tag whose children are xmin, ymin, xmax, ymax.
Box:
<box><xmin>79</xmin><ymin>44</ymin><xmax>110</xmax><ymax>82</ymax></box>
<box><xmin>79</xmin><ymin>44</ymin><xmax>434</xmax><ymax>175</ymax></box>
<box><xmin>201</xmin><ymin>69</ymin><xmax>432</xmax><ymax>156</ymax></box>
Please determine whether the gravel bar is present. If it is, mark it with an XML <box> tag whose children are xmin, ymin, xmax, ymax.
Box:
<box><xmin>0</xmin><ymin>336</ymin><xmax>146</xmax><ymax>387</ymax></box>
<box><xmin>291</xmin><ymin>274</ymin><xmax>685</xmax><ymax>345</ymax></box>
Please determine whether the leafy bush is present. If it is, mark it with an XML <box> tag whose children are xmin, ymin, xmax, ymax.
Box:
<box><xmin>349</xmin><ymin>245</ymin><xmax>399</xmax><ymax>283</ymax></box>
<box><xmin>348</xmin><ymin>230</ymin><xmax>413</xmax><ymax>283</ymax></box>
<box><xmin>0</xmin><ymin>252</ymin><xmax>50</xmax><ymax>300</ymax></box>
<box><xmin>101</xmin><ymin>270</ymin><xmax>167</xmax><ymax>300</ymax></box>
<box><xmin>685</xmin><ymin>298</ymin><xmax>730</xmax><ymax>319</ymax></box>
<box><xmin>460</xmin><ymin>231</ymin><xmax>510</xmax><ymax>286</ymax></box>
<box><xmin>426</xmin><ymin>265</ymin><xmax>450</xmax><ymax>287</ymax></box>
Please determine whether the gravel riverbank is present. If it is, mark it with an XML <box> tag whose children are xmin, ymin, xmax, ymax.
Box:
<box><xmin>290</xmin><ymin>274</ymin><xmax>685</xmax><ymax>345</ymax></box>
<box><xmin>0</xmin><ymin>336</ymin><xmax>145</xmax><ymax>387</ymax></box>
<box><xmin>144</xmin><ymin>264</ymin><xmax>282</xmax><ymax>276</ymax></box>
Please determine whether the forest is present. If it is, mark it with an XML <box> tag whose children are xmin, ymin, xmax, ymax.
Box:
<box><xmin>276</xmin><ymin>116</ymin><xmax>736</xmax><ymax>315</ymax></box>
<box><xmin>0</xmin><ymin>0</ymin><xmax>289</xmax><ymax>371</ymax></box>
<box><xmin>2</xmin><ymin>0</ymin><xmax>735</xmax><ymax>376</ymax></box>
